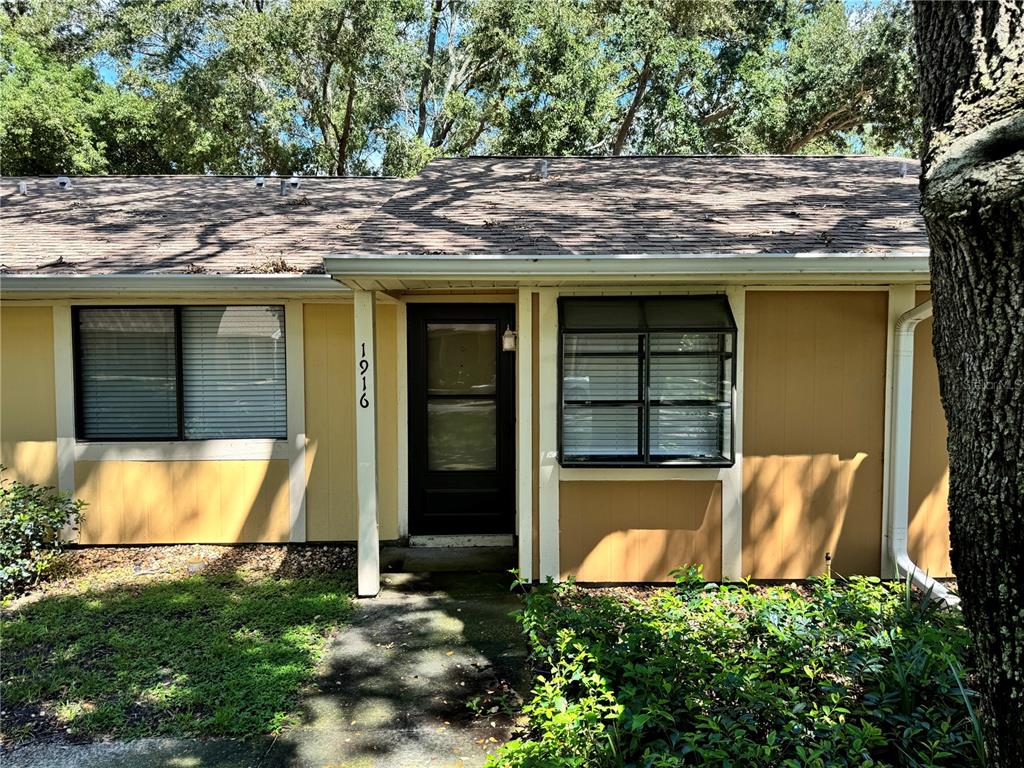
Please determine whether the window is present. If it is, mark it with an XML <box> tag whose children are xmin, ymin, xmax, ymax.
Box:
<box><xmin>559</xmin><ymin>296</ymin><xmax>736</xmax><ymax>467</ymax></box>
<box><xmin>74</xmin><ymin>306</ymin><xmax>286</xmax><ymax>440</ymax></box>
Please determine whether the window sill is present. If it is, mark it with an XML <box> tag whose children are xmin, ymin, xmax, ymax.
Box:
<box><xmin>73</xmin><ymin>439</ymin><xmax>292</xmax><ymax>463</ymax></box>
<box><xmin>559</xmin><ymin>465</ymin><xmax>734</xmax><ymax>482</ymax></box>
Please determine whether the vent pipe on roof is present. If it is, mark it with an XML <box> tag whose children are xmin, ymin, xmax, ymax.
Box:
<box><xmin>899</xmin><ymin>161</ymin><xmax>909</xmax><ymax>178</ymax></box>
<box><xmin>540</xmin><ymin>159</ymin><xmax>550</xmax><ymax>179</ymax></box>
<box><xmin>56</xmin><ymin>176</ymin><xmax>71</xmax><ymax>190</ymax></box>
<box><xmin>255</xmin><ymin>175</ymin><xmax>265</xmax><ymax>188</ymax></box>
<box><xmin>18</xmin><ymin>181</ymin><xmax>28</xmax><ymax>195</ymax></box>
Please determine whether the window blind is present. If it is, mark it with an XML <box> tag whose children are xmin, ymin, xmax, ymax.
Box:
<box><xmin>76</xmin><ymin>308</ymin><xmax>178</xmax><ymax>439</ymax></box>
<box><xmin>74</xmin><ymin>305</ymin><xmax>286</xmax><ymax>441</ymax></box>
<box><xmin>181</xmin><ymin>306</ymin><xmax>286</xmax><ymax>439</ymax></box>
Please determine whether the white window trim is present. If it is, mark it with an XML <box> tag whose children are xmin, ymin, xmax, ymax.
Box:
<box><xmin>57</xmin><ymin>301</ymin><xmax>308</xmax><ymax>544</ymax></box>
<box><xmin>73</xmin><ymin>439</ymin><xmax>291</xmax><ymax>462</ymax></box>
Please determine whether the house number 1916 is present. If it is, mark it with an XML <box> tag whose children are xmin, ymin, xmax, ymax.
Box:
<box><xmin>359</xmin><ymin>342</ymin><xmax>370</xmax><ymax>408</ymax></box>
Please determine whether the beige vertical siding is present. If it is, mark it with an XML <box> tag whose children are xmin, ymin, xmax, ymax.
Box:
<box><xmin>75</xmin><ymin>459</ymin><xmax>290</xmax><ymax>544</ymax></box>
<box><xmin>908</xmin><ymin>291</ymin><xmax>952</xmax><ymax>576</ymax></box>
<box><xmin>0</xmin><ymin>305</ymin><xmax>58</xmax><ymax>487</ymax></box>
<box><xmin>559</xmin><ymin>481</ymin><xmax>722</xmax><ymax>582</ymax></box>
<box><xmin>743</xmin><ymin>291</ymin><xmax>888</xmax><ymax>579</ymax></box>
<box><xmin>303</xmin><ymin>302</ymin><xmax>398</xmax><ymax>541</ymax></box>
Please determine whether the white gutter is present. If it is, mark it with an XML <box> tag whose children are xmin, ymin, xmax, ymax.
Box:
<box><xmin>324</xmin><ymin>251</ymin><xmax>930</xmax><ymax>280</ymax></box>
<box><xmin>0</xmin><ymin>274</ymin><xmax>351</xmax><ymax>296</ymax></box>
<box><xmin>887</xmin><ymin>299</ymin><xmax>960</xmax><ymax>608</ymax></box>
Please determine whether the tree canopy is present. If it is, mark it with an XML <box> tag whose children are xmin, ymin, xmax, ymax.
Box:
<box><xmin>1</xmin><ymin>0</ymin><xmax>921</xmax><ymax>176</ymax></box>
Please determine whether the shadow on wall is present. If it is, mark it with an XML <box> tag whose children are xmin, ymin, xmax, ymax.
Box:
<box><xmin>73</xmin><ymin>456</ymin><xmax>288</xmax><ymax>545</ymax></box>
<box><xmin>559</xmin><ymin>481</ymin><xmax>723</xmax><ymax>583</ymax></box>
<box><xmin>743</xmin><ymin>451</ymin><xmax>880</xmax><ymax>580</ymax></box>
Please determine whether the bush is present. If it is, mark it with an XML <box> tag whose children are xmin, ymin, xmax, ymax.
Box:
<box><xmin>491</xmin><ymin>574</ymin><xmax>981</xmax><ymax>768</ymax></box>
<box><xmin>0</xmin><ymin>469</ymin><xmax>84</xmax><ymax>596</ymax></box>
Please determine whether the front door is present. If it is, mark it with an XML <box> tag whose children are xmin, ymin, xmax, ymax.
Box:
<box><xmin>408</xmin><ymin>303</ymin><xmax>515</xmax><ymax>535</ymax></box>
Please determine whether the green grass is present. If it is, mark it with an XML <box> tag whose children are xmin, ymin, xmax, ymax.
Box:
<box><xmin>1</xmin><ymin>571</ymin><xmax>353</xmax><ymax>740</ymax></box>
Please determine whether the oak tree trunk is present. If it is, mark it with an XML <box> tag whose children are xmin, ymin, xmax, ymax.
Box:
<box><xmin>913</xmin><ymin>2</ymin><xmax>1023</xmax><ymax>765</ymax></box>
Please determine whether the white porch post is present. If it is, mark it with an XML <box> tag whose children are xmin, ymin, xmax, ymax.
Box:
<box><xmin>537</xmin><ymin>289</ymin><xmax>560</xmax><ymax>581</ymax></box>
<box><xmin>721</xmin><ymin>287</ymin><xmax>745</xmax><ymax>581</ymax></box>
<box><xmin>516</xmin><ymin>288</ymin><xmax>534</xmax><ymax>582</ymax></box>
<box><xmin>354</xmin><ymin>290</ymin><xmax>381</xmax><ymax>597</ymax></box>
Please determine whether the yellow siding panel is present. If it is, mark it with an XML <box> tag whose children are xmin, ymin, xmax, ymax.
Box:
<box><xmin>743</xmin><ymin>291</ymin><xmax>888</xmax><ymax>579</ymax></box>
<box><xmin>559</xmin><ymin>481</ymin><xmax>722</xmax><ymax>582</ymax></box>
<box><xmin>303</xmin><ymin>302</ymin><xmax>399</xmax><ymax>541</ymax></box>
<box><xmin>76</xmin><ymin>460</ymin><xmax>289</xmax><ymax>545</ymax></box>
<box><xmin>908</xmin><ymin>291</ymin><xmax>952</xmax><ymax>576</ymax></box>
<box><xmin>0</xmin><ymin>306</ymin><xmax>57</xmax><ymax>487</ymax></box>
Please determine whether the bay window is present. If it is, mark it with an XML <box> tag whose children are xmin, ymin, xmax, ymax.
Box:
<box><xmin>559</xmin><ymin>296</ymin><xmax>736</xmax><ymax>467</ymax></box>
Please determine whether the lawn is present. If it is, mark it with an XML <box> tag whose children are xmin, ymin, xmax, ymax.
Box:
<box><xmin>0</xmin><ymin>547</ymin><xmax>353</xmax><ymax>743</ymax></box>
<box><xmin>491</xmin><ymin>572</ymin><xmax>980</xmax><ymax>768</ymax></box>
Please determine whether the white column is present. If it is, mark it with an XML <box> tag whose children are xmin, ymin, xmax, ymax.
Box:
<box><xmin>52</xmin><ymin>304</ymin><xmax>77</xmax><ymax>542</ymax></box>
<box><xmin>881</xmin><ymin>285</ymin><xmax>916</xmax><ymax>578</ymax></box>
<box><xmin>395</xmin><ymin>300</ymin><xmax>409</xmax><ymax>539</ymax></box>
<box><xmin>354</xmin><ymin>290</ymin><xmax>380</xmax><ymax>597</ymax></box>
<box><xmin>721</xmin><ymin>287</ymin><xmax>745</xmax><ymax>581</ymax></box>
<box><xmin>516</xmin><ymin>288</ymin><xmax>534</xmax><ymax>582</ymax></box>
<box><xmin>537</xmin><ymin>289</ymin><xmax>560</xmax><ymax>581</ymax></box>
<box><xmin>285</xmin><ymin>301</ymin><xmax>307</xmax><ymax>543</ymax></box>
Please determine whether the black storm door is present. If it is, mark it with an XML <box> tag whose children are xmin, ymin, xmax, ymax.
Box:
<box><xmin>408</xmin><ymin>304</ymin><xmax>515</xmax><ymax>535</ymax></box>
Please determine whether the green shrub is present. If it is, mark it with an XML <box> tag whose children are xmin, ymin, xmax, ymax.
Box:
<box><xmin>0</xmin><ymin>469</ymin><xmax>84</xmax><ymax>596</ymax></box>
<box><xmin>491</xmin><ymin>575</ymin><xmax>979</xmax><ymax>768</ymax></box>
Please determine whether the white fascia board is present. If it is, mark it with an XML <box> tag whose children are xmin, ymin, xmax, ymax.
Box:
<box><xmin>324</xmin><ymin>252</ymin><xmax>930</xmax><ymax>280</ymax></box>
<box><xmin>0</xmin><ymin>274</ymin><xmax>352</xmax><ymax>296</ymax></box>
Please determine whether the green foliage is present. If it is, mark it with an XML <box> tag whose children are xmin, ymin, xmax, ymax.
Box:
<box><xmin>2</xmin><ymin>0</ymin><xmax>919</xmax><ymax>175</ymax></box>
<box><xmin>0</xmin><ymin>470</ymin><xmax>84</xmax><ymax>596</ymax></box>
<box><xmin>491</xmin><ymin>576</ymin><xmax>980</xmax><ymax>767</ymax></box>
<box><xmin>1</xmin><ymin>571</ymin><xmax>353</xmax><ymax>739</ymax></box>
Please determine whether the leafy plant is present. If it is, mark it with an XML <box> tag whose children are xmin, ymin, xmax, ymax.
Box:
<box><xmin>491</xmin><ymin>572</ymin><xmax>977</xmax><ymax>767</ymax></box>
<box><xmin>0</xmin><ymin>469</ymin><xmax>85</xmax><ymax>596</ymax></box>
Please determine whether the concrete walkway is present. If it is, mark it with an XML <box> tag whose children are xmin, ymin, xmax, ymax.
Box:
<box><xmin>5</xmin><ymin>570</ymin><xmax>529</xmax><ymax>768</ymax></box>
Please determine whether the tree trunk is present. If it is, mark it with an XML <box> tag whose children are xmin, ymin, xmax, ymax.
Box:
<box><xmin>611</xmin><ymin>56</ymin><xmax>652</xmax><ymax>156</ymax></box>
<box><xmin>417</xmin><ymin>0</ymin><xmax>443</xmax><ymax>139</ymax></box>
<box><xmin>913</xmin><ymin>2</ymin><xmax>1024</xmax><ymax>765</ymax></box>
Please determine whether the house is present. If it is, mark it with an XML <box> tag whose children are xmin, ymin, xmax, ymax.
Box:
<box><xmin>0</xmin><ymin>157</ymin><xmax>952</xmax><ymax>599</ymax></box>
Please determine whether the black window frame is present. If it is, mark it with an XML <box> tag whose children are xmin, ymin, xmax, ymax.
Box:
<box><xmin>557</xmin><ymin>296</ymin><xmax>737</xmax><ymax>468</ymax></box>
<box><xmin>72</xmin><ymin>304</ymin><xmax>288</xmax><ymax>442</ymax></box>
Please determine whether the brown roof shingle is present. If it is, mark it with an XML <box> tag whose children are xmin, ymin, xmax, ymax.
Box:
<box><xmin>0</xmin><ymin>175</ymin><xmax>405</xmax><ymax>275</ymax></box>
<box><xmin>0</xmin><ymin>156</ymin><xmax>928</xmax><ymax>277</ymax></box>
<box><xmin>339</xmin><ymin>155</ymin><xmax>928</xmax><ymax>256</ymax></box>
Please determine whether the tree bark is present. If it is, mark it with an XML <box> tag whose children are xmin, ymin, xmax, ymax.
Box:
<box><xmin>417</xmin><ymin>0</ymin><xmax>443</xmax><ymax>139</ymax></box>
<box><xmin>913</xmin><ymin>2</ymin><xmax>1024</xmax><ymax>765</ymax></box>
<box><xmin>611</xmin><ymin>56</ymin><xmax>652</xmax><ymax>156</ymax></box>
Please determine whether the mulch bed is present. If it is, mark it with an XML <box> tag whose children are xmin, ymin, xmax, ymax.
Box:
<box><xmin>5</xmin><ymin>544</ymin><xmax>355</xmax><ymax>609</ymax></box>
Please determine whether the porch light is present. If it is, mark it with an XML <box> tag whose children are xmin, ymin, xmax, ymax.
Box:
<box><xmin>502</xmin><ymin>325</ymin><xmax>517</xmax><ymax>352</ymax></box>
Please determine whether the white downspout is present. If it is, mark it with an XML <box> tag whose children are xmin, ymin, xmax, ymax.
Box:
<box><xmin>887</xmin><ymin>299</ymin><xmax>960</xmax><ymax>608</ymax></box>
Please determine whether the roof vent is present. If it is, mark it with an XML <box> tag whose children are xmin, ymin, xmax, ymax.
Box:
<box><xmin>255</xmin><ymin>175</ymin><xmax>265</xmax><ymax>188</ymax></box>
<box><xmin>540</xmin><ymin>159</ymin><xmax>549</xmax><ymax>179</ymax></box>
<box><xmin>899</xmin><ymin>161</ymin><xmax>908</xmax><ymax>178</ymax></box>
<box><xmin>56</xmin><ymin>176</ymin><xmax>71</xmax><ymax>190</ymax></box>
<box><xmin>288</xmin><ymin>174</ymin><xmax>301</xmax><ymax>189</ymax></box>
<box><xmin>18</xmin><ymin>181</ymin><xmax>28</xmax><ymax>195</ymax></box>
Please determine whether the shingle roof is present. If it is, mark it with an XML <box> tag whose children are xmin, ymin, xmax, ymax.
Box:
<box><xmin>0</xmin><ymin>175</ymin><xmax>405</xmax><ymax>275</ymax></box>
<box><xmin>0</xmin><ymin>157</ymin><xmax>928</xmax><ymax>277</ymax></box>
<box><xmin>338</xmin><ymin>155</ymin><xmax>928</xmax><ymax>256</ymax></box>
